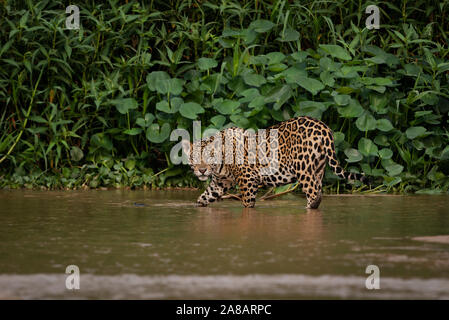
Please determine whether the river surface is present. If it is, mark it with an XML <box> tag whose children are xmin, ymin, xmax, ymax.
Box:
<box><xmin>0</xmin><ymin>190</ymin><xmax>448</xmax><ymax>299</ymax></box>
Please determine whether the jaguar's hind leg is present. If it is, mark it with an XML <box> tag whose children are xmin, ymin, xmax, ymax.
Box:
<box><xmin>238</xmin><ymin>176</ymin><xmax>259</xmax><ymax>208</ymax></box>
<box><xmin>304</xmin><ymin>149</ymin><xmax>326</xmax><ymax>209</ymax></box>
<box><xmin>302</xmin><ymin>176</ymin><xmax>322</xmax><ymax>209</ymax></box>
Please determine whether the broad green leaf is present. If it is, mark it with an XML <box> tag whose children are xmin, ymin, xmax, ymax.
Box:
<box><xmin>146</xmin><ymin>71</ymin><xmax>170</xmax><ymax>90</ymax></box>
<box><xmin>370</xmin><ymin>94</ymin><xmax>389</xmax><ymax>114</ymax></box>
<box><xmin>344</xmin><ymin>148</ymin><xmax>363</xmax><ymax>163</ymax></box>
<box><xmin>290</xmin><ymin>51</ymin><xmax>309</xmax><ymax>62</ymax></box>
<box><xmin>334</xmin><ymin>131</ymin><xmax>345</xmax><ymax>145</ymax></box>
<box><xmin>156</xmin><ymin>100</ymin><xmax>178</xmax><ymax>114</ymax></box>
<box><xmin>136</xmin><ymin>113</ymin><xmax>155</xmax><ymax>128</ymax></box>
<box><xmin>376</xmin><ymin>119</ymin><xmax>394</xmax><ymax>132</ymax></box>
<box><xmin>243</xmin><ymin>73</ymin><xmax>266</xmax><ymax>87</ymax></box>
<box><xmin>197</xmin><ymin>57</ymin><xmax>218</xmax><ymax>70</ymax></box>
<box><xmin>384</xmin><ymin>176</ymin><xmax>402</xmax><ymax>186</ymax></box>
<box><xmin>248</xmin><ymin>96</ymin><xmax>266</xmax><ymax>109</ymax></box>
<box><xmin>319</xmin><ymin>44</ymin><xmax>352</xmax><ymax>61</ymax></box>
<box><xmin>294</xmin><ymin>101</ymin><xmax>327</xmax><ymax>118</ymax></box>
<box><xmin>125</xmin><ymin>159</ymin><xmax>136</xmax><ymax>170</ymax></box>
<box><xmin>296</xmin><ymin>76</ymin><xmax>324</xmax><ymax>95</ymax></box>
<box><xmin>356</xmin><ymin>112</ymin><xmax>377</xmax><ymax>131</ymax></box>
<box><xmin>70</xmin><ymin>146</ymin><xmax>84</xmax><ymax>162</ymax></box>
<box><xmin>215</xmin><ymin>100</ymin><xmax>240</xmax><ymax>115</ymax></box>
<box><xmin>358</xmin><ymin>138</ymin><xmax>378</xmax><ymax>157</ymax></box>
<box><xmin>264</xmin><ymin>85</ymin><xmax>292</xmax><ymax>110</ymax></box>
<box><xmin>379</xmin><ymin>148</ymin><xmax>393</xmax><ymax>159</ymax></box>
<box><xmin>230</xmin><ymin>114</ymin><xmax>249</xmax><ymax>127</ymax></box>
<box><xmin>278</xmin><ymin>28</ymin><xmax>299</xmax><ymax>42</ymax></box>
<box><xmin>147</xmin><ymin>72</ymin><xmax>184</xmax><ymax>94</ymax></box>
<box><xmin>179</xmin><ymin>102</ymin><xmax>205</xmax><ymax>119</ymax></box>
<box><xmin>320</xmin><ymin>71</ymin><xmax>335</xmax><ymax>87</ymax></box>
<box><xmin>406</xmin><ymin>126</ymin><xmax>427</xmax><ymax>139</ymax></box>
<box><xmin>266</xmin><ymin>52</ymin><xmax>286</xmax><ymax>64</ymax></box>
<box><xmin>282</xmin><ymin>67</ymin><xmax>308</xmax><ymax>84</ymax></box>
<box><xmin>385</xmin><ymin>163</ymin><xmax>404</xmax><ymax>176</ymax></box>
<box><xmin>333</xmin><ymin>94</ymin><xmax>351</xmax><ymax>106</ymax></box>
<box><xmin>374</xmin><ymin>134</ymin><xmax>390</xmax><ymax>146</ymax></box>
<box><xmin>319</xmin><ymin>57</ymin><xmax>338</xmax><ymax>72</ymax></box>
<box><xmin>158</xmin><ymin>97</ymin><xmax>183</xmax><ymax>114</ymax></box>
<box><xmin>249</xmin><ymin>19</ymin><xmax>275</xmax><ymax>33</ymax></box>
<box><xmin>210</xmin><ymin>115</ymin><xmax>226</xmax><ymax>128</ymax></box>
<box><xmin>146</xmin><ymin>123</ymin><xmax>171</xmax><ymax>143</ymax></box>
<box><xmin>91</xmin><ymin>133</ymin><xmax>113</xmax><ymax>151</ymax></box>
<box><xmin>337</xmin><ymin>99</ymin><xmax>364</xmax><ymax>118</ymax></box>
<box><xmin>111</xmin><ymin>98</ymin><xmax>138</xmax><ymax>114</ymax></box>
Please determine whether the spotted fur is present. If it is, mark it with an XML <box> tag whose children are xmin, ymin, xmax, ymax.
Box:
<box><xmin>183</xmin><ymin>116</ymin><xmax>369</xmax><ymax>209</ymax></box>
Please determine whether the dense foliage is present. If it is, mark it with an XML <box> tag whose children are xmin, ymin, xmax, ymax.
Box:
<box><xmin>1</xmin><ymin>0</ymin><xmax>448</xmax><ymax>193</ymax></box>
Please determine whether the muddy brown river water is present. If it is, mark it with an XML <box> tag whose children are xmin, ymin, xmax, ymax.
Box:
<box><xmin>0</xmin><ymin>190</ymin><xmax>448</xmax><ymax>299</ymax></box>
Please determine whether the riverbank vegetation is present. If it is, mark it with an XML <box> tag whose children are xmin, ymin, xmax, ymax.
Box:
<box><xmin>1</xmin><ymin>0</ymin><xmax>448</xmax><ymax>194</ymax></box>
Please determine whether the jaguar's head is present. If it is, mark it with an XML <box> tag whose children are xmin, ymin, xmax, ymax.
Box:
<box><xmin>182</xmin><ymin>139</ymin><xmax>217</xmax><ymax>181</ymax></box>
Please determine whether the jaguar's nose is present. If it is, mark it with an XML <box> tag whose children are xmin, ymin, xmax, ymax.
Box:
<box><xmin>198</xmin><ymin>168</ymin><xmax>207</xmax><ymax>175</ymax></box>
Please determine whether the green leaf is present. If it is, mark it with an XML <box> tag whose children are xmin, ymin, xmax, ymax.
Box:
<box><xmin>249</xmin><ymin>19</ymin><xmax>275</xmax><ymax>33</ymax></box>
<box><xmin>320</xmin><ymin>71</ymin><xmax>335</xmax><ymax>87</ymax></box>
<box><xmin>379</xmin><ymin>148</ymin><xmax>393</xmax><ymax>159</ymax></box>
<box><xmin>210</xmin><ymin>115</ymin><xmax>226</xmax><ymax>128</ymax></box>
<box><xmin>156</xmin><ymin>97</ymin><xmax>183</xmax><ymax>114</ymax></box>
<box><xmin>146</xmin><ymin>71</ymin><xmax>170</xmax><ymax>90</ymax></box>
<box><xmin>243</xmin><ymin>73</ymin><xmax>266</xmax><ymax>87</ymax></box>
<box><xmin>385</xmin><ymin>163</ymin><xmax>404</xmax><ymax>176</ymax></box>
<box><xmin>333</xmin><ymin>94</ymin><xmax>351</xmax><ymax>106</ymax></box>
<box><xmin>264</xmin><ymin>85</ymin><xmax>292</xmax><ymax>110</ymax></box>
<box><xmin>125</xmin><ymin>159</ymin><xmax>136</xmax><ymax>170</ymax></box>
<box><xmin>197</xmin><ymin>57</ymin><xmax>218</xmax><ymax>70</ymax></box>
<box><xmin>334</xmin><ymin>132</ymin><xmax>345</xmax><ymax>145</ymax></box>
<box><xmin>110</xmin><ymin>98</ymin><xmax>138</xmax><ymax>114</ymax></box>
<box><xmin>268</xmin><ymin>63</ymin><xmax>287</xmax><ymax>72</ymax></box>
<box><xmin>146</xmin><ymin>71</ymin><xmax>184</xmax><ymax>95</ymax></box>
<box><xmin>337</xmin><ymin>99</ymin><xmax>364</xmax><ymax>118</ymax></box>
<box><xmin>282</xmin><ymin>67</ymin><xmax>308</xmax><ymax>84</ymax></box>
<box><xmin>356</xmin><ymin>112</ymin><xmax>377</xmax><ymax>131</ymax></box>
<box><xmin>215</xmin><ymin>100</ymin><xmax>240</xmax><ymax>115</ymax></box>
<box><xmin>266</xmin><ymin>52</ymin><xmax>286</xmax><ymax>64</ymax></box>
<box><xmin>384</xmin><ymin>176</ymin><xmax>402</xmax><ymax>186</ymax></box>
<box><xmin>319</xmin><ymin>44</ymin><xmax>352</xmax><ymax>61</ymax></box>
<box><xmin>370</xmin><ymin>94</ymin><xmax>389</xmax><ymax>114</ymax></box>
<box><xmin>405</xmin><ymin>126</ymin><xmax>427</xmax><ymax>139</ymax></box>
<box><xmin>230</xmin><ymin>114</ymin><xmax>249</xmax><ymax>127</ymax></box>
<box><xmin>344</xmin><ymin>148</ymin><xmax>363</xmax><ymax>163</ymax></box>
<box><xmin>70</xmin><ymin>146</ymin><xmax>84</xmax><ymax>162</ymax></box>
<box><xmin>374</xmin><ymin>135</ymin><xmax>390</xmax><ymax>146</ymax></box>
<box><xmin>296</xmin><ymin>77</ymin><xmax>324</xmax><ymax>95</ymax></box>
<box><xmin>278</xmin><ymin>28</ymin><xmax>300</xmax><ymax>42</ymax></box>
<box><xmin>376</xmin><ymin>118</ymin><xmax>394</xmax><ymax>132</ymax></box>
<box><xmin>294</xmin><ymin>101</ymin><xmax>327</xmax><ymax>118</ymax></box>
<box><xmin>248</xmin><ymin>96</ymin><xmax>265</xmax><ymax>109</ymax></box>
<box><xmin>179</xmin><ymin>102</ymin><xmax>205</xmax><ymax>119</ymax></box>
<box><xmin>136</xmin><ymin>113</ymin><xmax>155</xmax><ymax>128</ymax></box>
<box><xmin>91</xmin><ymin>133</ymin><xmax>113</xmax><ymax>151</ymax></box>
<box><xmin>358</xmin><ymin>138</ymin><xmax>378</xmax><ymax>157</ymax></box>
<box><xmin>146</xmin><ymin>123</ymin><xmax>171</xmax><ymax>143</ymax></box>
<box><xmin>123</xmin><ymin>128</ymin><xmax>143</xmax><ymax>135</ymax></box>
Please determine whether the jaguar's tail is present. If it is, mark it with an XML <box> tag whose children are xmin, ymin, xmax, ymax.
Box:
<box><xmin>323</xmin><ymin>132</ymin><xmax>370</xmax><ymax>185</ymax></box>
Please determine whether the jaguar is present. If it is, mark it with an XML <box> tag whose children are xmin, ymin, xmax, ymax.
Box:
<box><xmin>182</xmin><ymin>116</ymin><xmax>369</xmax><ymax>209</ymax></box>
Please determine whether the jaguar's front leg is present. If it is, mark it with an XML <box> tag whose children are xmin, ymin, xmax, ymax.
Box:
<box><xmin>196</xmin><ymin>178</ymin><xmax>233</xmax><ymax>207</ymax></box>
